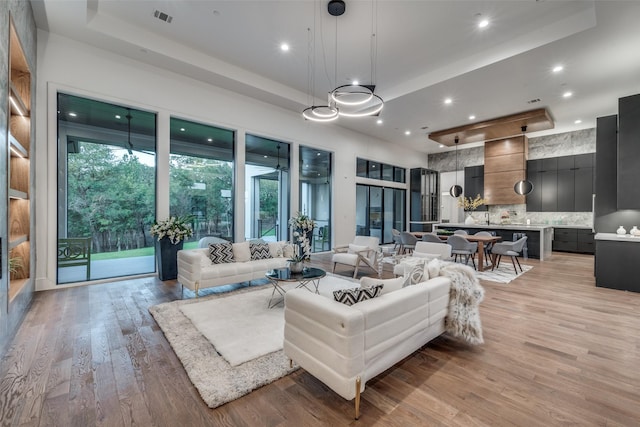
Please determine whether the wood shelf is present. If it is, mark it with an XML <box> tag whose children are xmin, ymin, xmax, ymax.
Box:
<box><xmin>9</xmin><ymin>234</ymin><xmax>28</xmax><ymax>249</ymax></box>
<box><xmin>428</xmin><ymin>108</ymin><xmax>554</xmax><ymax>146</ymax></box>
<box><xmin>9</xmin><ymin>188</ymin><xmax>28</xmax><ymax>199</ymax></box>
<box><xmin>8</xmin><ymin>133</ymin><xmax>28</xmax><ymax>158</ymax></box>
<box><xmin>9</xmin><ymin>80</ymin><xmax>30</xmax><ymax>116</ymax></box>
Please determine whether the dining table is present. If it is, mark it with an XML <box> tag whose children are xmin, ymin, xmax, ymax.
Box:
<box><xmin>410</xmin><ymin>232</ymin><xmax>502</xmax><ymax>272</ymax></box>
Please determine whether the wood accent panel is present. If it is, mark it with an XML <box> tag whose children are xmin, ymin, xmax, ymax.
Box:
<box><xmin>429</xmin><ymin>108</ymin><xmax>553</xmax><ymax>146</ymax></box>
<box><xmin>9</xmin><ymin>243</ymin><xmax>30</xmax><ymax>281</ymax></box>
<box><xmin>10</xmin><ymin>115</ymin><xmax>31</xmax><ymax>150</ymax></box>
<box><xmin>484</xmin><ymin>153</ymin><xmax>525</xmax><ymax>173</ymax></box>
<box><xmin>484</xmin><ymin>135</ymin><xmax>528</xmax><ymax>205</ymax></box>
<box><xmin>2</xmin><ymin>252</ymin><xmax>640</xmax><ymax>425</ymax></box>
<box><xmin>9</xmin><ymin>199</ymin><xmax>30</xmax><ymax>239</ymax></box>
<box><xmin>9</xmin><ymin>73</ymin><xmax>31</xmax><ymax>112</ymax></box>
<box><xmin>10</xmin><ymin>157</ymin><xmax>30</xmax><ymax>194</ymax></box>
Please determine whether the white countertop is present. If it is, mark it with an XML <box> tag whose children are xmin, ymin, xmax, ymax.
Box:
<box><xmin>434</xmin><ymin>223</ymin><xmax>553</xmax><ymax>231</ymax></box>
<box><xmin>595</xmin><ymin>232</ymin><xmax>640</xmax><ymax>242</ymax></box>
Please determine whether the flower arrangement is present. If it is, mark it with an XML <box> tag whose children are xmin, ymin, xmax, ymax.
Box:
<box><xmin>288</xmin><ymin>212</ymin><xmax>316</xmax><ymax>263</ymax></box>
<box><xmin>150</xmin><ymin>216</ymin><xmax>194</xmax><ymax>244</ymax></box>
<box><xmin>458</xmin><ymin>194</ymin><xmax>487</xmax><ymax>211</ymax></box>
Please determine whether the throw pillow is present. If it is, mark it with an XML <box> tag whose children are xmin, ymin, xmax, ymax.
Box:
<box><xmin>208</xmin><ymin>242</ymin><xmax>235</xmax><ymax>264</ymax></box>
<box><xmin>282</xmin><ymin>243</ymin><xmax>295</xmax><ymax>259</ymax></box>
<box><xmin>427</xmin><ymin>258</ymin><xmax>441</xmax><ymax>279</ymax></box>
<box><xmin>348</xmin><ymin>244</ymin><xmax>369</xmax><ymax>254</ymax></box>
<box><xmin>232</xmin><ymin>242</ymin><xmax>251</xmax><ymax>262</ymax></box>
<box><xmin>402</xmin><ymin>260</ymin><xmax>427</xmax><ymax>287</ymax></box>
<box><xmin>333</xmin><ymin>284</ymin><xmax>384</xmax><ymax>306</ymax></box>
<box><xmin>360</xmin><ymin>276</ymin><xmax>404</xmax><ymax>296</ymax></box>
<box><xmin>268</xmin><ymin>241</ymin><xmax>285</xmax><ymax>258</ymax></box>
<box><xmin>250</xmin><ymin>242</ymin><xmax>272</xmax><ymax>260</ymax></box>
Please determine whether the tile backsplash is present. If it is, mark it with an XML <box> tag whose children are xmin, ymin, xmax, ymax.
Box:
<box><xmin>466</xmin><ymin>204</ymin><xmax>593</xmax><ymax>227</ymax></box>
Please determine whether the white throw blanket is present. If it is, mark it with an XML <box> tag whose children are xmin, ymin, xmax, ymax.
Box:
<box><xmin>430</xmin><ymin>260</ymin><xmax>485</xmax><ymax>345</ymax></box>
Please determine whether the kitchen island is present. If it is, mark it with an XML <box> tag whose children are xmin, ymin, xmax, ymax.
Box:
<box><xmin>432</xmin><ymin>223</ymin><xmax>554</xmax><ymax>260</ymax></box>
<box><xmin>594</xmin><ymin>233</ymin><xmax>640</xmax><ymax>293</ymax></box>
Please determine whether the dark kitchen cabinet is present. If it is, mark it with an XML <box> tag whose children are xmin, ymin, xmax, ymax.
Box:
<box><xmin>464</xmin><ymin>165</ymin><xmax>487</xmax><ymax>211</ymax></box>
<box><xmin>526</xmin><ymin>154</ymin><xmax>594</xmax><ymax>212</ymax></box>
<box><xmin>553</xmin><ymin>227</ymin><xmax>594</xmax><ymax>254</ymax></box>
<box><xmin>617</xmin><ymin>94</ymin><xmax>640</xmax><ymax>209</ymax></box>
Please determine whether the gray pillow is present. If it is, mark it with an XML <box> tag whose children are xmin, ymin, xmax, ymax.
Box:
<box><xmin>333</xmin><ymin>284</ymin><xmax>384</xmax><ymax>306</ymax></box>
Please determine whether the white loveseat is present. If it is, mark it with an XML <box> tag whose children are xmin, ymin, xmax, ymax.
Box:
<box><xmin>177</xmin><ymin>241</ymin><xmax>292</xmax><ymax>297</ymax></box>
<box><xmin>283</xmin><ymin>275</ymin><xmax>451</xmax><ymax>419</ymax></box>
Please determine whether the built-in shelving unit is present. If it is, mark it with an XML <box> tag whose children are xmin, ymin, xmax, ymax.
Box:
<box><xmin>7</xmin><ymin>20</ymin><xmax>32</xmax><ymax>302</ymax></box>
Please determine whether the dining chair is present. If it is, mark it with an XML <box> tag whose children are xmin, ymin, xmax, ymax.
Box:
<box><xmin>399</xmin><ymin>231</ymin><xmax>419</xmax><ymax>254</ymax></box>
<box><xmin>491</xmin><ymin>236</ymin><xmax>528</xmax><ymax>274</ymax></box>
<box><xmin>447</xmin><ymin>234</ymin><xmax>478</xmax><ymax>269</ymax></box>
<box><xmin>421</xmin><ymin>233</ymin><xmax>444</xmax><ymax>244</ymax></box>
<box><xmin>391</xmin><ymin>228</ymin><xmax>402</xmax><ymax>253</ymax></box>
<box><xmin>453</xmin><ymin>229</ymin><xmax>468</xmax><ymax>235</ymax></box>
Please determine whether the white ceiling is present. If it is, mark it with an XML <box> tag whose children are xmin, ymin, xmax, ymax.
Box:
<box><xmin>31</xmin><ymin>0</ymin><xmax>640</xmax><ymax>153</ymax></box>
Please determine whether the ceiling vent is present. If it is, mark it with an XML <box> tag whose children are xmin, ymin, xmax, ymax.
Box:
<box><xmin>527</xmin><ymin>98</ymin><xmax>541</xmax><ymax>104</ymax></box>
<box><xmin>154</xmin><ymin>10</ymin><xmax>173</xmax><ymax>23</ymax></box>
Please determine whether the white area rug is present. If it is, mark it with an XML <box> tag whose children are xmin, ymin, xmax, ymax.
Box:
<box><xmin>149</xmin><ymin>274</ymin><xmax>358</xmax><ymax>408</ymax></box>
<box><xmin>476</xmin><ymin>263</ymin><xmax>533</xmax><ymax>284</ymax></box>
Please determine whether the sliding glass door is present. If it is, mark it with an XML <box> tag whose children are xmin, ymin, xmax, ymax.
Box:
<box><xmin>299</xmin><ymin>146</ymin><xmax>332</xmax><ymax>252</ymax></box>
<box><xmin>356</xmin><ymin>184</ymin><xmax>405</xmax><ymax>244</ymax></box>
<box><xmin>244</xmin><ymin>135</ymin><xmax>290</xmax><ymax>241</ymax></box>
<box><xmin>57</xmin><ymin>93</ymin><xmax>156</xmax><ymax>283</ymax></box>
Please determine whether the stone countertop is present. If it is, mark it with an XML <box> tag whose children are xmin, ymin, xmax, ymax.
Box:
<box><xmin>434</xmin><ymin>223</ymin><xmax>554</xmax><ymax>231</ymax></box>
<box><xmin>595</xmin><ymin>232</ymin><xmax>640</xmax><ymax>242</ymax></box>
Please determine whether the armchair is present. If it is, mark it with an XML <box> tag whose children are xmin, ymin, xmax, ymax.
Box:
<box><xmin>332</xmin><ymin>236</ymin><xmax>380</xmax><ymax>278</ymax></box>
<box><xmin>491</xmin><ymin>236</ymin><xmax>528</xmax><ymax>274</ymax></box>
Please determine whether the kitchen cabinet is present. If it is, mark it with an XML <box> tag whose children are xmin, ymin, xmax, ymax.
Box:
<box><xmin>617</xmin><ymin>94</ymin><xmax>640</xmax><ymax>209</ymax></box>
<box><xmin>463</xmin><ymin>165</ymin><xmax>487</xmax><ymax>211</ymax></box>
<box><xmin>552</xmin><ymin>227</ymin><xmax>594</xmax><ymax>254</ymax></box>
<box><xmin>526</xmin><ymin>154</ymin><xmax>594</xmax><ymax>212</ymax></box>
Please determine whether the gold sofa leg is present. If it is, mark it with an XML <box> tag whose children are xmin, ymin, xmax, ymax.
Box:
<box><xmin>355</xmin><ymin>376</ymin><xmax>361</xmax><ymax>420</ymax></box>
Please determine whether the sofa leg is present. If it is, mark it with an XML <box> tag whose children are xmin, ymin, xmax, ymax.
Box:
<box><xmin>332</xmin><ymin>262</ymin><xmax>336</xmax><ymax>273</ymax></box>
<box><xmin>289</xmin><ymin>359</ymin><xmax>293</xmax><ymax>369</ymax></box>
<box><xmin>355</xmin><ymin>376</ymin><xmax>361</xmax><ymax>420</ymax></box>
<box><xmin>195</xmin><ymin>282</ymin><xmax>200</xmax><ymax>299</ymax></box>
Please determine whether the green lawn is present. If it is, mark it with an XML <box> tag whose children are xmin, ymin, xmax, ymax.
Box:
<box><xmin>91</xmin><ymin>241</ymin><xmax>199</xmax><ymax>261</ymax></box>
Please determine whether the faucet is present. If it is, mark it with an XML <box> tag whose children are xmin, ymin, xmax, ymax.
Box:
<box><xmin>485</xmin><ymin>211</ymin><xmax>490</xmax><ymax>226</ymax></box>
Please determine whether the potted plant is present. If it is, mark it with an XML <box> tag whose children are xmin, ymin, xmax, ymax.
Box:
<box><xmin>288</xmin><ymin>212</ymin><xmax>315</xmax><ymax>272</ymax></box>
<box><xmin>458</xmin><ymin>195</ymin><xmax>487</xmax><ymax>224</ymax></box>
<box><xmin>150</xmin><ymin>216</ymin><xmax>194</xmax><ymax>280</ymax></box>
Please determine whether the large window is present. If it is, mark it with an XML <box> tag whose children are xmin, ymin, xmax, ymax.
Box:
<box><xmin>356</xmin><ymin>157</ymin><xmax>405</xmax><ymax>183</ymax></box>
<box><xmin>245</xmin><ymin>135</ymin><xmax>290</xmax><ymax>241</ymax></box>
<box><xmin>169</xmin><ymin>117</ymin><xmax>234</xmax><ymax>245</ymax></box>
<box><xmin>299</xmin><ymin>146</ymin><xmax>332</xmax><ymax>252</ymax></box>
<box><xmin>57</xmin><ymin>93</ymin><xmax>156</xmax><ymax>283</ymax></box>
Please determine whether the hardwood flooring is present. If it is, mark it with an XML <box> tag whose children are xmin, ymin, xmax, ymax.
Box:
<box><xmin>1</xmin><ymin>252</ymin><xmax>639</xmax><ymax>426</ymax></box>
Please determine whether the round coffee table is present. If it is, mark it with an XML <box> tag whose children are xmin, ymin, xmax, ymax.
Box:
<box><xmin>265</xmin><ymin>267</ymin><xmax>326</xmax><ymax>308</ymax></box>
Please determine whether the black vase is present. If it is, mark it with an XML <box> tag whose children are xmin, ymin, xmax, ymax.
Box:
<box><xmin>155</xmin><ymin>238</ymin><xmax>184</xmax><ymax>281</ymax></box>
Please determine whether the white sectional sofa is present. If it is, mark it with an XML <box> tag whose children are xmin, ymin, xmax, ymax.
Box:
<box><xmin>283</xmin><ymin>274</ymin><xmax>451</xmax><ymax>419</ymax></box>
<box><xmin>177</xmin><ymin>240</ymin><xmax>292</xmax><ymax>297</ymax></box>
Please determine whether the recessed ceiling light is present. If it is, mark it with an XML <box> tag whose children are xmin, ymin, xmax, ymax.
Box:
<box><xmin>552</xmin><ymin>65</ymin><xmax>564</xmax><ymax>73</ymax></box>
<box><xmin>376</xmin><ymin>119</ymin><xmax>383</xmax><ymax>125</ymax></box>
<box><xmin>352</xmin><ymin>80</ymin><xmax>359</xmax><ymax>85</ymax></box>
<box><xmin>180</xmin><ymin>127</ymin><xmax>186</xmax><ymax>131</ymax></box>
<box><xmin>207</xmin><ymin>138</ymin><xmax>213</xmax><ymax>142</ymax></box>
<box><xmin>469</xmin><ymin>115</ymin><xmax>476</xmax><ymax>120</ymax></box>
<box><xmin>444</xmin><ymin>98</ymin><xmax>452</xmax><ymax>105</ymax></box>
<box><xmin>115</xmin><ymin>114</ymin><xmax>121</xmax><ymax>119</ymax></box>
<box><xmin>478</xmin><ymin>19</ymin><xmax>489</xmax><ymax>29</ymax></box>
<box><xmin>316</xmin><ymin>152</ymin><xmax>321</xmax><ymax>156</ymax></box>
<box><xmin>280</xmin><ymin>43</ymin><xmax>290</xmax><ymax>52</ymax></box>
<box><xmin>563</xmin><ymin>91</ymin><xmax>573</xmax><ymax>98</ymax></box>
<box><xmin>264</xmin><ymin>155</ymin><xmax>268</xmax><ymax>158</ymax></box>
<box><xmin>574</xmin><ymin>119</ymin><xmax>582</xmax><ymax>124</ymax></box>
<box><xmin>439</xmin><ymin>144</ymin><xmax>445</xmax><ymax>148</ymax></box>
<box><xmin>68</xmin><ymin>112</ymin><xmax>77</xmax><ymax>117</ymax></box>
<box><xmin>405</xmin><ymin>130</ymin><xmax>411</xmax><ymax>135</ymax></box>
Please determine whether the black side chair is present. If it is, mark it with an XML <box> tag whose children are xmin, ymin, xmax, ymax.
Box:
<box><xmin>491</xmin><ymin>236</ymin><xmax>528</xmax><ymax>274</ymax></box>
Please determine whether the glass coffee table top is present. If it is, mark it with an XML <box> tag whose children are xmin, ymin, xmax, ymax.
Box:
<box><xmin>265</xmin><ymin>267</ymin><xmax>326</xmax><ymax>308</ymax></box>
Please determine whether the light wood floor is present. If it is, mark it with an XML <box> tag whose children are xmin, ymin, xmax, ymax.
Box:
<box><xmin>1</xmin><ymin>252</ymin><xmax>639</xmax><ymax>426</ymax></box>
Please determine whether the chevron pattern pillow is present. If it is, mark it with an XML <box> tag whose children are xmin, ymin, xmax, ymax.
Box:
<box><xmin>208</xmin><ymin>243</ymin><xmax>235</xmax><ymax>264</ymax></box>
<box><xmin>250</xmin><ymin>242</ymin><xmax>272</xmax><ymax>260</ymax></box>
<box><xmin>333</xmin><ymin>284</ymin><xmax>384</xmax><ymax>306</ymax></box>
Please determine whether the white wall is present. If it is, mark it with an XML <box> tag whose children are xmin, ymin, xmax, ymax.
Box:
<box><xmin>34</xmin><ymin>30</ymin><xmax>429</xmax><ymax>290</ymax></box>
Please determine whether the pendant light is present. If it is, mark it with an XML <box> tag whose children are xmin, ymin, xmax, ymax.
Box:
<box><xmin>513</xmin><ymin>125</ymin><xmax>534</xmax><ymax>195</ymax></box>
<box><xmin>449</xmin><ymin>136</ymin><xmax>463</xmax><ymax>198</ymax></box>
